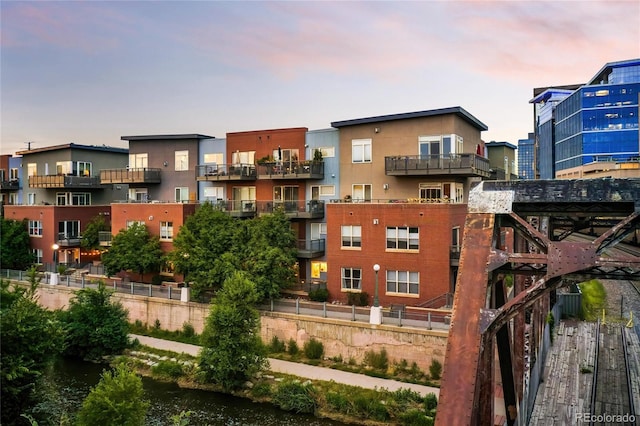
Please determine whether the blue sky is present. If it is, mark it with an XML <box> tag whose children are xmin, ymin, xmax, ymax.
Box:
<box><xmin>2</xmin><ymin>1</ymin><xmax>639</xmax><ymax>155</ymax></box>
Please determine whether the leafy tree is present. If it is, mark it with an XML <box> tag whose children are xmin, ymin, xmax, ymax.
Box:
<box><xmin>60</xmin><ymin>281</ymin><xmax>130</xmax><ymax>361</ymax></box>
<box><xmin>198</xmin><ymin>271</ymin><xmax>268</xmax><ymax>390</ymax></box>
<box><xmin>168</xmin><ymin>202</ymin><xmax>237</xmax><ymax>298</ymax></box>
<box><xmin>81</xmin><ymin>214</ymin><xmax>110</xmax><ymax>251</ymax></box>
<box><xmin>75</xmin><ymin>363</ymin><xmax>149</xmax><ymax>426</ymax></box>
<box><xmin>1</xmin><ymin>217</ymin><xmax>35</xmax><ymax>269</ymax></box>
<box><xmin>0</xmin><ymin>268</ymin><xmax>65</xmax><ymax>424</ymax></box>
<box><xmin>101</xmin><ymin>222</ymin><xmax>162</xmax><ymax>279</ymax></box>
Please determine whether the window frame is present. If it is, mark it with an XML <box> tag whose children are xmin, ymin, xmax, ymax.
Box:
<box><xmin>386</xmin><ymin>226</ymin><xmax>420</xmax><ymax>251</ymax></box>
<box><xmin>160</xmin><ymin>221</ymin><xmax>174</xmax><ymax>241</ymax></box>
<box><xmin>351</xmin><ymin>139</ymin><xmax>372</xmax><ymax>163</ymax></box>
<box><xmin>385</xmin><ymin>270</ymin><xmax>420</xmax><ymax>296</ymax></box>
<box><xmin>29</xmin><ymin>220</ymin><xmax>43</xmax><ymax>237</ymax></box>
<box><xmin>341</xmin><ymin>267</ymin><xmax>362</xmax><ymax>291</ymax></box>
<box><xmin>341</xmin><ymin>225</ymin><xmax>362</xmax><ymax>249</ymax></box>
<box><xmin>175</xmin><ymin>150</ymin><xmax>189</xmax><ymax>171</ymax></box>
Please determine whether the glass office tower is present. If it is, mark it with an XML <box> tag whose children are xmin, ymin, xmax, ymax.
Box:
<box><xmin>517</xmin><ymin>133</ymin><xmax>535</xmax><ymax>180</ymax></box>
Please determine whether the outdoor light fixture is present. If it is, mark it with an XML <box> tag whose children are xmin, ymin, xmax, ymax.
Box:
<box><xmin>370</xmin><ymin>264</ymin><xmax>382</xmax><ymax>325</ymax></box>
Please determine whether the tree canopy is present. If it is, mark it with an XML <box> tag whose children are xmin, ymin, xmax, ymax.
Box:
<box><xmin>198</xmin><ymin>271</ymin><xmax>268</xmax><ymax>391</ymax></box>
<box><xmin>101</xmin><ymin>222</ymin><xmax>163</xmax><ymax>279</ymax></box>
<box><xmin>1</xmin><ymin>218</ymin><xmax>35</xmax><ymax>270</ymax></box>
<box><xmin>81</xmin><ymin>214</ymin><xmax>110</xmax><ymax>251</ymax></box>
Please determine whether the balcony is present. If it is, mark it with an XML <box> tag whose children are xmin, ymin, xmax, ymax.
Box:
<box><xmin>256</xmin><ymin>199</ymin><xmax>325</xmax><ymax>219</ymax></box>
<box><xmin>385</xmin><ymin>154</ymin><xmax>491</xmax><ymax>178</ymax></box>
<box><xmin>256</xmin><ymin>161</ymin><xmax>324</xmax><ymax>180</ymax></box>
<box><xmin>57</xmin><ymin>233</ymin><xmax>81</xmax><ymax>247</ymax></box>
<box><xmin>196</xmin><ymin>164</ymin><xmax>256</xmax><ymax>181</ymax></box>
<box><xmin>0</xmin><ymin>179</ymin><xmax>20</xmax><ymax>192</ymax></box>
<box><xmin>99</xmin><ymin>231</ymin><xmax>112</xmax><ymax>247</ymax></box>
<box><xmin>100</xmin><ymin>168</ymin><xmax>162</xmax><ymax>184</ymax></box>
<box><xmin>296</xmin><ymin>238</ymin><xmax>325</xmax><ymax>258</ymax></box>
<box><xmin>29</xmin><ymin>175</ymin><xmax>102</xmax><ymax>189</ymax></box>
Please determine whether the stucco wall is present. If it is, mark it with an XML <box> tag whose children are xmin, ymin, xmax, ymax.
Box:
<box><xmin>33</xmin><ymin>284</ymin><xmax>447</xmax><ymax>371</ymax></box>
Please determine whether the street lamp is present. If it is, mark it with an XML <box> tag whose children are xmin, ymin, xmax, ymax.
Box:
<box><xmin>52</xmin><ymin>243</ymin><xmax>60</xmax><ymax>270</ymax></box>
<box><xmin>373</xmin><ymin>264</ymin><xmax>380</xmax><ymax>307</ymax></box>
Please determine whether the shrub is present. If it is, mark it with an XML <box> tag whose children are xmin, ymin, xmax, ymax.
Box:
<box><xmin>251</xmin><ymin>382</ymin><xmax>272</xmax><ymax>398</ymax></box>
<box><xmin>181</xmin><ymin>322</ymin><xmax>195</xmax><ymax>338</ymax></box>
<box><xmin>287</xmin><ymin>338</ymin><xmax>299</xmax><ymax>356</ymax></box>
<box><xmin>325</xmin><ymin>391</ymin><xmax>350</xmax><ymax>413</ymax></box>
<box><xmin>153</xmin><ymin>319</ymin><xmax>161</xmax><ymax>330</ymax></box>
<box><xmin>268</xmin><ymin>336</ymin><xmax>286</xmax><ymax>353</ymax></box>
<box><xmin>347</xmin><ymin>291</ymin><xmax>370</xmax><ymax>307</ymax></box>
<box><xmin>424</xmin><ymin>392</ymin><xmax>438</xmax><ymax>411</ymax></box>
<box><xmin>428</xmin><ymin>359</ymin><xmax>442</xmax><ymax>380</ymax></box>
<box><xmin>363</xmin><ymin>348</ymin><xmax>389</xmax><ymax>371</ymax></box>
<box><xmin>400</xmin><ymin>409</ymin><xmax>434</xmax><ymax>426</ymax></box>
<box><xmin>151</xmin><ymin>360</ymin><xmax>184</xmax><ymax>380</ymax></box>
<box><xmin>303</xmin><ymin>338</ymin><xmax>324</xmax><ymax>360</ymax></box>
<box><xmin>352</xmin><ymin>395</ymin><xmax>389</xmax><ymax>421</ymax></box>
<box><xmin>151</xmin><ymin>275</ymin><xmax>162</xmax><ymax>285</ymax></box>
<box><xmin>308</xmin><ymin>288</ymin><xmax>329</xmax><ymax>302</ymax></box>
<box><xmin>272</xmin><ymin>380</ymin><xmax>316</xmax><ymax>414</ymax></box>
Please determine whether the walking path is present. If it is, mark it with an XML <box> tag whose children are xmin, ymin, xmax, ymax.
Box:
<box><xmin>130</xmin><ymin>334</ymin><xmax>440</xmax><ymax>397</ymax></box>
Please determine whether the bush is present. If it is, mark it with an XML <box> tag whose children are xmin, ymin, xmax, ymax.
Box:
<box><xmin>153</xmin><ymin>319</ymin><xmax>161</xmax><ymax>330</ymax></box>
<box><xmin>181</xmin><ymin>322</ymin><xmax>195</xmax><ymax>338</ymax></box>
<box><xmin>424</xmin><ymin>392</ymin><xmax>438</xmax><ymax>411</ymax></box>
<box><xmin>268</xmin><ymin>336</ymin><xmax>286</xmax><ymax>353</ymax></box>
<box><xmin>287</xmin><ymin>339</ymin><xmax>299</xmax><ymax>356</ymax></box>
<box><xmin>251</xmin><ymin>382</ymin><xmax>272</xmax><ymax>398</ymax></box>
<box><xmin>272</xmin><ymin>380</ymin><xmax>316</xmax><ymax>414</ymax></box>
<box><xmin>151</xmin><ymin>275</ymin><xmax>162</xmax><ymax>286</ymax></box>
<box><xmin>347</xmin><ymin>291</ymin><xmax>370</xmax><ymax>306</ymax></box>
<box><xmin>428</xmin><ymin>359</ymin><xmax>442</xmax><ymax>380</ymax></box>
<box><xmin>303</xmin><ymin>338</ymin><xmax>324</xmax><ymax>360</ymax></box>
<box><xmin>363</xmin><ymin>348</ymin><xmax>389</xmax><ymax>371</ymax></box>
<box><xmin>308</xmin><ymin>288</ymin><xmax>329</xmax><ymax>302</ymax></box>
<box><xmin>151</xmin><ymin>360</ymin><xmax>184</xmax><ymax>380</ymax></box>
<box><xmin>400</xmin><ymin>409</ymin><xmax>434</xmax><ymax>426</ymax></box>
<box><xmin>325</xmin><ymin>391</ymin><xmax>350</xmax><ymax>413</ymax></box>
<box><xmin>352</xmin><ymin>395</ymin><xmax>389</xmax><ymax>421</ymax></box>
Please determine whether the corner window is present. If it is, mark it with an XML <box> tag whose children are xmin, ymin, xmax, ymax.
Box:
<box><xmin>352</xmin><ymin>139</ymin><xmax>372</xmax><ymax>163</ymax></box>
<box><xmin>341</xmin><ymin>225</ymin><xmax>361</xmax><ymax>248</ymax></box>
<box><xmin>341</xmin><ymin>267</ymin><xmax>361</xmax><ymax>290</ymax></box>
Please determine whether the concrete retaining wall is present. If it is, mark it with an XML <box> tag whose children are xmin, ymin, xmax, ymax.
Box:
<box><xmin>34</xmin><ymin>284</ymin><xmax>447</xmax><ymax>371</ymax></box>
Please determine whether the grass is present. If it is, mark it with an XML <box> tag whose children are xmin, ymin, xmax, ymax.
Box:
<box><xmin>579</xmin><ymin>279</ymin><xmax>606</xmax><ymax>321</ymax></box>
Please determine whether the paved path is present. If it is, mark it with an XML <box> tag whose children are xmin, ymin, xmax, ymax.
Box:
<box><xmin>130</xmin><ymin>334</ymin><xmax>440</xmax><ymax>397</ymax></box>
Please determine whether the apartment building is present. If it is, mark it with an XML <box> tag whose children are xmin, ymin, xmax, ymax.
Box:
<box><xmin>326</xmin><ymin>107</ymin><xmax>490</xmax><ymax>307</ymax></box>
<box><xmin>3</xmin><ymin>144</ymin><xmax>128</xmax><ymax>265</ymax></box>
<box><xmin>0</xmin><ymin>154</ymin><xmax>22</xmax><ymax>209</ymax></box>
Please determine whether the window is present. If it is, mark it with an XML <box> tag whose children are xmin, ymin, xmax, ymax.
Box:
<box><xmin>160</xmin><ymin>221</ymin><xmax>174</xmax><ymax>240</ymax></box>
<box><xmin>27</xmin><ymin>163</ymin><xmax>37</xmax><ymax>177</ymax></box>
<box><xmin>232</xmin><ymin>151</ymin><xmax>255</xmax><ymax>165</ymax></box>
<box><xmin>341</xmin><ymin>267</ymin><xmax>361</xmax><ymax>290</ymax></box>
<box><xmin>58</xmin><ymin>220</ymin><xmax>80</xmax><ymax>240</ymax></box>
<box><xmin>452</xmin><ymin>227</ymin><xmax>461</xmax><ymax>254</ymax></box>
<box><xmin>175</xmin><ymin>150</ymin><xmax>189</xmax><ymax>171</ymax></box>
<box><xmin>352</xmin><ymin>139</ymin><xmax>372</xmax><ymax>163</ymax></box>
<box><xmin>419</xmin><ymin>136</ymin><xmax>441</xmax><ymax>157</ymax></box>
<box><xmin>386</xmin><ymin>226</ymin><xmax>419</xmax><ymax>250</ymax></box>
<box><xmin>56</xmin><ymin>161</ymin><xmax>72</xmax><ymax>175</ymax></box>
<box><xmin>419</xmin><ymin>182</ymin><xmax>463</xmax><ymax>203</ymax></box>
<box><xmin>352</xmin><ymin>184</ymin><xmax>372</xmax><ymax>202</ymax></box>
<box><xmin>175</xmin><ymin>187</ymin><xmax>189</xmax><ymax>202</ymax></box>
<box><xmin>27</xmin><ymin>193</ymin><xmax>36</xmax><ymax>205</ymax></box>
<box><xmin>8</xmin><ymin>193</ymin><xmax>17</xmax><ymax>205</ymax></box>
<box><xmin>273</xmin><ymin>148</ymin><xmax>299</xmax><ymax>164</ymax></box>
<box><xmin>311</xmin><ymin>261</ymin><xmax>327</xmax><ymax>279</ymax></box>
<box><xmin>29</xmin><ymin>220</ymin><xmax>43</xmax><ymax>236</ymax></box>
<box><xmin>129</xmin><ymin>153</ymin><xmax>148</xmax><ymax>169</ymax></box>
<box><xmin>77</xmin><ymin>161</ymin><xmax>92</xmax><ymax>176</ymax></box>
<box><xmin>203</xmin><ymin>186</ymin><xmax>224</xmax><ymax>201</ymax></box>
<box><xmin>204</xmin><ymin>153</ymin><xmax>224</xmax><ymax>166</ymax></box>
<box><xmin>32</xmin><ymin>249</ymin><xmax>43</xmax><ymax>264</ymax></box>
<box><xmin>311</xmin><ymin>223</ymin><xmax>327</xmax><ymax>239</ymax></box>
<box><xmin>126</xmin><ymin>220</ymin><xmax>145</xmax><ymax>229</ymax></box>
<box><xmin>386</xmin><ymin>270</ymin><xmax>420</xmax><ymax>295</ymax></box>
<box><xmin>232</xmin><ymin>186</ymin><xmax>256</xmax><ymax>211</ymax></box>
<box><xmin>57</xmin><ymin>192</ymin><xmax>91</xmax><ymax>206</ymax></box>
<box><xmin>341</xmin><ymin>225</ymin><xmax>361</xmax><ymax>248</ymax></box>
<box><xmin>129</xmin><ymin>188</ymin><xmax>148</xmax><ymax>202</ymax></box>
<box><xmin>318</xmin><ymin>147</ymin><xmax>335</xmax><ymax>158</ymax></box>
<box><xmin>311</xmin><ymin>185</ymin><xmax>335</xmax><ymax>198</ymax></box>
<box><xmin>10</xmin><ymin>168</ymin><xmax>19</xmax><ymax>180</ymax></box>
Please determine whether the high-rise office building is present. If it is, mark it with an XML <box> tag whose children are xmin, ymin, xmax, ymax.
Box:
<box><xmin>517</xmin><ymin>133</ymin><xmax>535</xmax><ymax>180</ymax></box>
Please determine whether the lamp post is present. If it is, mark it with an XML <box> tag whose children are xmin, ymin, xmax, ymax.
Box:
<box><xmin>370</xmin><ymin>264</ymin><xmax>382</xmax><ymax>325</ymax></box>
<box><xmin>51</xmin><ymin>243</ymin><xmax>60</xmax><ymax>285</ymax></box>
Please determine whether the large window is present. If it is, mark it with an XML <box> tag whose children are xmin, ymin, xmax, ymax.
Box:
<box><xmin>27</xmin><ymin>163</ymin><xmax>37</xmax><ymax>177</ymax></box>
<box><xmin>57</xmin><ymin>192</ymin><xmax>91</xmax><ymax>206</ymax></box>
<box><xmin>29</xmin><ymin>220</ymin><xmax>43</xmax><ymax>236</ymax></box>
<box><xmin>126</xmin><ymin>220</ymin><xmax>145</xmax><ymax>229</ymax></box>
<box><xmin>56</xmin><ymin>161</ymin><xmax>72</xmax><ymax>175</ymax></box>
<box><xmin>129</xmin><ymin>188</ymin><xmax>148</xmax><ymax>202</ymax></box>
<box><xmin>311</xmin><ymin>223</ymin><xmax>327</xmax><ymax>239</ymax></box>
<box><xmin>77</xmin><ymin>161</ymin><xmax>92</xmax><ymax>176</ymax></box>
<box><xmin>203</xmin><ymin>186</ymin><xmax>224</xmax><ymax>201</ymax></box>
<box><xmin>232</xmin><ymin>151</ymin><xmax>255</xmax><ymax>165</ymax></box>
<box><xmin>160</xmin><ymin>221</ymin><xmax>173</xmax><ymax>240</ymax></box>
<box><xmin>58</xmin><ymin>220</ymin><xmax>80</xmax><ymax>240</ymax></box>
<box><xmin>419</xmin><ymin>182</ymin><xmax>464</xmax><ymax>203</ymax></box>
<box><xmin>311</xmin><ymin>185</ymin><xmax>335</xmax><ymax>198</ymax></box>
<box><xmin>352</xmin><ymin>184</ymin><xmax>372</xmax><ymax>202</ymax></box>
<box><xmin>352</xmin><ymin>139</ymin><xmax>372</xmax><ymax>163</ymax></box>
<box><xmin>386</xmin><ymin>270</ymin><xmax>420</xmax><ymax>295</ymax></box>
<box><xmin>175</xmin><ymin>187</ymin><xmax>189</xmax><ymax>202</ymax></box>
<box><xmin>386</xmin><ymin>226</ymin><xmax>419</xmax><ymax>250</ymax></box>
<box><xmin>341</xmin><ymin>267</ymin><xmax>361</xmax><ymax>290</ymax></box>
<box><xmin>318</xmin><ymin>147</ymin><xmax>335</xmax><ymax>158</ymax></box>
<box><xmin>341</xmin><ymin>225</ymin><xmax>361</xmax><ymax>248</ymax></box>
<box><xmin>204</xmin><ymin>153</ymin><xmax>224</xmax><ymax>165</ymax></box>
<box><xmin>175</xmin><ymin>150</ymin><xmax>189</xmax><ymax>171</ymax></box>
<box><xmin>129</xmin><ymin>153</ymin><xmax>148</xmax><ymax>169</ymax></box>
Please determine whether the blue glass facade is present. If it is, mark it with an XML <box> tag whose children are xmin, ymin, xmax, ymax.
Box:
<box><xmin>517</xmin><ymin>134</ymin><xmax>535</xmax><ymax>180</ymax></box>
<box><xmin>554</xmin><ymin>60</ymin><xmax>640</xmax><ymax>172</ymax></box>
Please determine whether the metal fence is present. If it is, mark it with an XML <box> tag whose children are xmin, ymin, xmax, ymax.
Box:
<box><xmin>1</xmin><ymin>268</ymin><xmax>451</xmax><ymax>330</ymax></box>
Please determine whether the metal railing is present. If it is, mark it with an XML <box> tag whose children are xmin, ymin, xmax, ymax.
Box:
<box><xmin>385</xmin><ymin>153</ymin><xmax>491</xmax><ymax>177</ymax></box>
<box><xmin>100</xmin><ymin>168</ymin><xmax>162</xmax><ymax>184</ymax></box>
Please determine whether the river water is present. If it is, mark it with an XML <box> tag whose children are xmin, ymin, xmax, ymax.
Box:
<box><xmin>48</xmin><ymin>358</ymin><xmax>346</xmax><ymax>426</ymax></box>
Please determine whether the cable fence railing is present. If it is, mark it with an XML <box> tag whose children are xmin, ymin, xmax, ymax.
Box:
<box><xmin>2</xmin><ymin>268</ymin><xmax>451</xmax><ymax>330</ymax></box>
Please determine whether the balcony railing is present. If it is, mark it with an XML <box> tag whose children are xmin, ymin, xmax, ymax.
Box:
<box><xmin>296</xmin><ymin>238</ymin><xmax>325</xmax><ymax>258</ymax></box>
<box><xmin>100</xmin><ymin>168</ymin><xmax>162</xmax><ymax>184</ymax></box>
<box><xmin>0</xmin><ymin>179</ymin><xmax>20</xmax><ymax>191</ymax></box>
<box><xmin>195</xmin><ymin>164</ymin><xmax>256</xmax><ymax>181</ymax></box>
<box><xmin>256</xmin><ymin>200</ymin><xmax>325</xmax><ymax>219</ymax></box>
<box><xmin>385</xmin><ymin>154</ymin><xmax>491</xmax><ymax>178</ymax></box>
<box><xmin>256</xmin><ymin>161</ymin><xmax>324</xmax><ymax>180</ymax></box>
<box><xmin>99</xmin><ymin>231</ymin><xmax>112</xmax><ymax>246</ymax></box>
<box><xmin>28</xmin><ymin>175</ymin><xmax>101</xmax><ymax>189</ymax></box>
<box><xmin>57</xmin><ymin>233</ymin><xmax>81</xmax><ymax>247</ymax></box>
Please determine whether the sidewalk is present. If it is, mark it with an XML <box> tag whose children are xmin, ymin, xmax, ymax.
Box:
<box><xmin>131</xmin><ymin>334</ymin><xmax>440</xmax><ymax>397</ymax></box>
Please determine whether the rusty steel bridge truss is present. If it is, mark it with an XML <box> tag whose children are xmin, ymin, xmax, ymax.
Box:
<box><xmin>435</xmin><ymin>178</ymin><xmax>640</xmax><ymax>426</ymax></box>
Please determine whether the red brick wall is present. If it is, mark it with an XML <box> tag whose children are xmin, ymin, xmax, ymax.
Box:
<box><xmin>326</xmin><ymin>202</ymin><xmax>467</xmax><ymax>307</ymax></box>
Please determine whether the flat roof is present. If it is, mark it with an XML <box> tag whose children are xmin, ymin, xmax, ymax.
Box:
<box><xmin>16</xmin><ymin>143</ymin><xmax>128</xmax><ymax>155</ymax></box>
<box><xmin>485</xmin><ymin>141</ymin><xmax>517</xmax><ymax>150</ymax></box>
<box><xmin>121</xmin><ymin>134</ymin><xmax>214</xmax><ymax>141</ymax></box>
<box><xmin>587</xmin><ymin>58</ymin><xmax>640</xmax><ymax>85</ymax></box>
<box><xmin>330</xmin><ymin>106</ymin><xmax>488</xmax><ymax>131</ymax></box>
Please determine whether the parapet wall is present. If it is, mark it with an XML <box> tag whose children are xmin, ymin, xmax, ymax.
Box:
<box><xmin>34</xmin><ymin>284</ymin><xmax>447</xmax><ymax>370</ymax></box>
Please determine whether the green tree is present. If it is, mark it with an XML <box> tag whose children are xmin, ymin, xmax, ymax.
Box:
<box><xmin>81</xmin><ymin>214</ymin><xmax>110</xmax><ymax>251</ymax></box>
<box><xmin>0</xmin><ymin>268</ymin><xmax>65</xmax><ymax>424</ymax></box>
<box><xmin>101</xmin><ymin>222</ymin><xmax>162</xmax><ymax>279</ymax></box>
<box><xmin>61</xmin><ymin>281</ymin><xmax>130</xmax><ymax>361</ymax></box>
<box><xmin>198</xmin><ymin>271</ymin><xmax>268</xmax><ymax>390</ymax></box>
<box><xmin>1</xmin><ymin>217</ymin><xmax>35</xmax><ymax>269</ymax></box>
<box><xmin>75</xmin><ymin>363</ymin><xmax>149</xmax><ymax>426</ymax></box>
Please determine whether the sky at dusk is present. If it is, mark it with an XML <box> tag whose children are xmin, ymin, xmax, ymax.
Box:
<box><xmin>1</xmin><ymin>1</ymin><xmax>639</xmax><ymax>155</ymax></box>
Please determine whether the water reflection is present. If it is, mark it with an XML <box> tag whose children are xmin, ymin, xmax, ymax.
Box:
<box><xmin>51</xmin><ymin>358</ymin><xmax>346</xmax><ymax>426</ymax></box>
